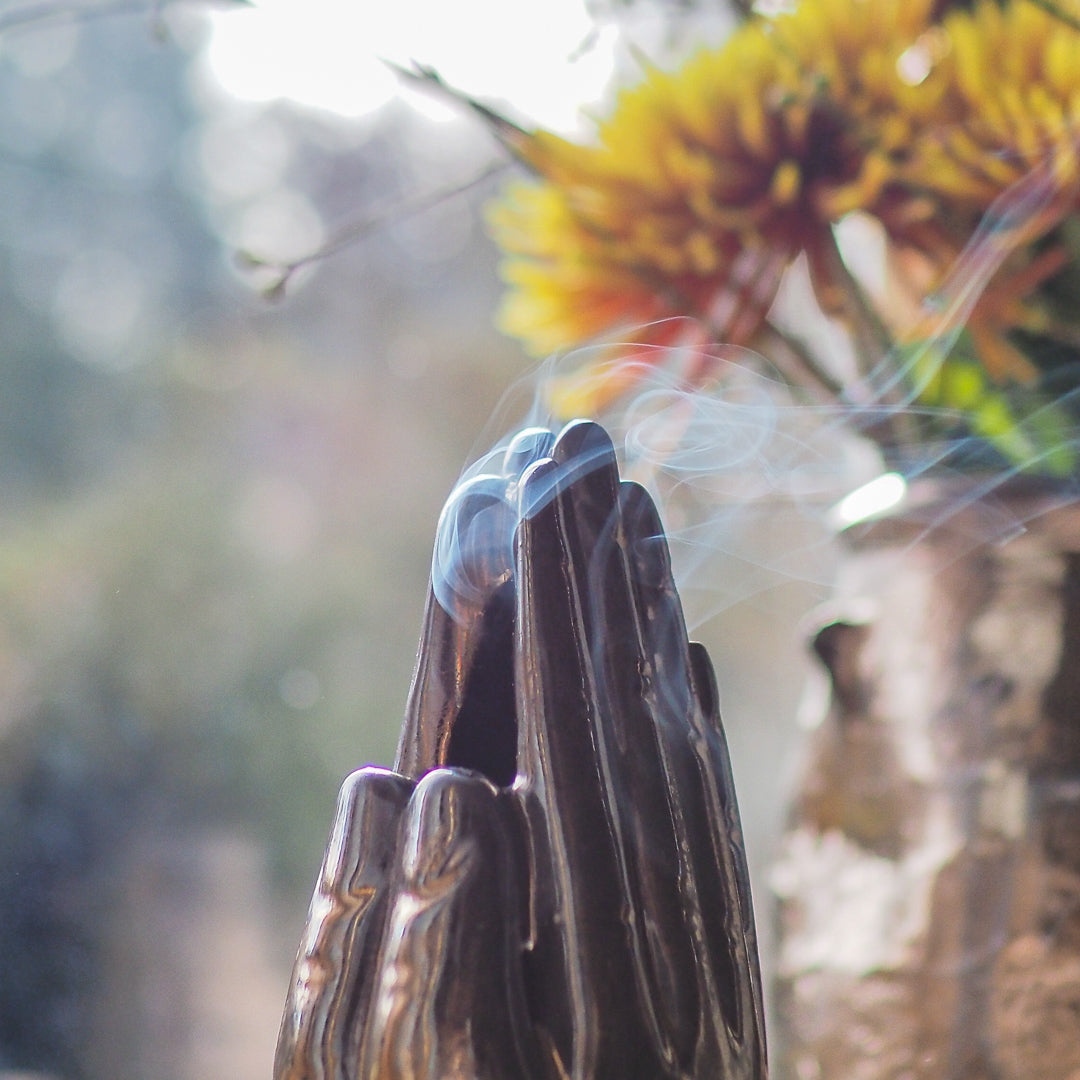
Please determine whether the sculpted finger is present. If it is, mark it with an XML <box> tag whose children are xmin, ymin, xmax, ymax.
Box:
<box><xmin>514</xmin><ymin>424</ymin><xmax>766</xmax><ymax>1078</ymax></box>
<box><xmin>274</xmin><ymin>768</ymin><xmax>415</xmax><ymax>1080</ymax></box>
<box><xmin>621</xmin><ymin>482</ymin><xmax>767</xmax><ymax>1078</ymax></box>
<box><xmin>396</xmin><ymin>429</ymin><xmax>556</xmax><ymax>785</ymax></box>
<box><xmin>396</xmin><ymin>473</ymin><xmax>518</xmax><ymax>781</ymax></box>
<box><xmin>552</xmin><ymin>425</ymin><xmax>703</xmax><ymax>1066</ymax></box>
<box><xmin>515</xmin><ymin>424</ymin><xmax>692</xmax><ymax>1077</ymax></box>
<box><xmin>358</xmin><ymin>768</ymin><xmax>546</xmax><ymax>1079</ymax></box>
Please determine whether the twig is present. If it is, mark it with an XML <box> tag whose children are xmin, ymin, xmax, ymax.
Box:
<box><xmin>814</xmin><ymin>227</ymin><xmax>926</xmax><ymax>448</ymax></box>
<box><xmin>754</xmin><ymin>320</ymin><xmax>846</xmax><ymax>404</ymax></box>
<box><xmin>384</xmin><ymin>61</ymin><xmax>531</xmax><ymax>149</ymax></box>
<box><xmin>237</xmin><ymin>160</ymin><xmax>511</xmax><ymax>300</ymax></box>
<box><xmin>816</xmin><ymin>226</ymin><xmax>894</xmax><ymax>380</ymax></box>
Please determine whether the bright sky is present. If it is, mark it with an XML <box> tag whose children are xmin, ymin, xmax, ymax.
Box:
<box><xmin>201</xmin><ymin>0</ymin><xmax>620</xmax><ymax>131</ymax></box>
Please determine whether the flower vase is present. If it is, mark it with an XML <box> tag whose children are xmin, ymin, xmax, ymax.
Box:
<box><xmin>773</xmin><ymin>481</ymin><xmax>1080</xmax><ymax>1080</ymax></box>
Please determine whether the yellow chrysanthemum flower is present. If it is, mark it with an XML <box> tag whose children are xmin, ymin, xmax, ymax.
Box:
<box><xmin>487</xmin><ymin>0</ymin><xmax>1080</xmax><ymax>415</ymax></box>
<box><xmin>889</xmin><ymin>1</ymin><xmax>1080</xmax><ymax>382</ymax></box>
<box><xmin>488</xmin><ymin>0</ymin><xmax>938</xmax><ymax>367</ymax></box>
<box><xmin>905</xmin><ymin>0</ymin><xmax>1080</xmax><ymax>206</ymax></box>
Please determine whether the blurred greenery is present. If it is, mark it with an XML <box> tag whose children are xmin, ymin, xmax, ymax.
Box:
<box><xmin>0</xmin><ymin>4</ymin><xmax>817</xmax><ymax>1078</ymax></box>
<box><xmin>0</xmin><ymin>5</ymin><xmax>527</xmax><ymax>1076</ymax></box>
<box><xmin>906</xmin><ymin>335</ymin><xmax>1078</xmax><ymax>477</ymax></box>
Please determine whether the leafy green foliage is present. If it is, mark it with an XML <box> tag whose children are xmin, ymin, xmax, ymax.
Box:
<box><xmin>903</xmin><ymin>333</ymin><xmax>1078</xmax><ymax>476</ymax></box>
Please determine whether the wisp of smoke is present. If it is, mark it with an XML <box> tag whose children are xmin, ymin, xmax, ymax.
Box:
<box><xmin>433</xmin><ymin>156</ymin><xmax>1080</xmax><ymax>632</ymax></box>
<box><xmin>432</xmin><ymin>338</ymin><xmax>874</xmax><ymax>632</ymax></box>
<box><xmin>861</xmin><ymin>157</ymin><xmax>1073</xmax><ymax>409</ymax></box>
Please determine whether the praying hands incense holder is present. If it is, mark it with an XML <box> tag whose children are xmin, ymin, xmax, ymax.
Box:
<box><xmin>273</xmin><ymin>420</ymin><xmax>767</xmax><ymax>1080</ymax></box>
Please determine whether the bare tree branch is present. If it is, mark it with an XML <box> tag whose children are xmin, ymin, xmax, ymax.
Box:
<box><xmin>237</xmin><ymin>160</ymin><xmax>512</xmax><ymax>301</ymax></box>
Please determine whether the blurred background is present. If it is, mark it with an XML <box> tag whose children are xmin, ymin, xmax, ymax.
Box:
<box><xmin>0</xmin><ymin>2</ymin><xmax>824</xmax><ymax>1076</ymax></box>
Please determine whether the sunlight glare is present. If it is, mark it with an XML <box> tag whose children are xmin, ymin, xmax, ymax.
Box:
<box><xmin>202</xmin><ymin>0</ymin><xmax>615</xmax><ymax>131</ymax></box>
<box><xmin>829</xmin><ymin>472</ymin><xmax>907</xmax><ymax>530</ymax></box>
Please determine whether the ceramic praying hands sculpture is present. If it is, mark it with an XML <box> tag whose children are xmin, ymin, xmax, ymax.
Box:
<box><xmin>273</xmin><ymin>420</ymin><xmax>767</xmax><ymax>1080</ymax></box>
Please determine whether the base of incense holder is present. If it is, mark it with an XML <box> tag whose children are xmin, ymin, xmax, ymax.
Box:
<box><xmin>274</xmin><ymin>420</ymin><xmax>767</xmax><ymax>1080</ymax></box>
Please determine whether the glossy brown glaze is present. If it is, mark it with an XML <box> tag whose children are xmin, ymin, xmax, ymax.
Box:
<box><xmin>274</xmin><ymin>769</ymin><xmax>415</xmax><ymax>1080</ymax></box>
<box><xmin>275</xmin><ymin>420</ymin><xmax>766</xmax><ymax>1080</ymax></box>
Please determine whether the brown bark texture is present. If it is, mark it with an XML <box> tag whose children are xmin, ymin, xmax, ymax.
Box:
<box><xmin>773</xmin><ymin>482</ymin><xmax>1080</xmax><ymax>1080</ymax></box>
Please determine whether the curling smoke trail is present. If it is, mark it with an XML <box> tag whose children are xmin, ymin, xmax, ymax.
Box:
<box><xmin>431</xmin><ymin>341</ymin><xmax>873</xmax><ymax>631</ymax></box>
<box><xmin>434</xmin><ymin>153</ymin><xmax>1080</xmax><ymax>631</ymax></box>
<box><xmin>859</xmin><ymin>156</ymin><xmax>1078</xmax><ymax>409</ymax></box>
